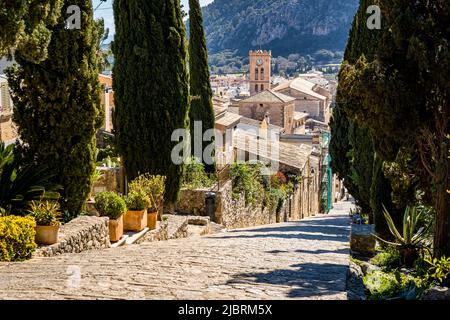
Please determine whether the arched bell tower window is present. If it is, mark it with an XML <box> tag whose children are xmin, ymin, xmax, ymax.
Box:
<box><xmin>255</xmin><ymin>84</ymin><xmax>259</xmax><ymax>93</ymax></box>
<box><xmin>260</xmin><ymin>68</ymin><xmax>265</xmax><ymax>80</ymax></box>
<box><xmin>255</xmin><ymin>68</ymin><xmax>259</xmax><ymax>80</ymax></box>
<box><xmin>261</xmin><ymin>84</ymin><xmax>264</xmax><ymax>91</ymax></box>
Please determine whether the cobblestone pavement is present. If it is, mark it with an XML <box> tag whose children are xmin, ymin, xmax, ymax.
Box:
<box><xmin>0</xmin><ymin>201</ymin><xmax>353</xmax><ymax>300</ymax></box>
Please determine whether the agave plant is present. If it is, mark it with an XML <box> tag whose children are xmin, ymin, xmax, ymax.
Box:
<box><xmin>375</xmin><ymin>205</ymin><xmax>431</xmax><ymax>267</ymax></box>
<box><xmin>0</xmin><ymin>161</ymin><xmax>60</xmax><ymax>215</ymax></box>
<box><xmin>0</xmin><ymin>142</ymin><xmax>14</xmax><ymax>171</ymax></box>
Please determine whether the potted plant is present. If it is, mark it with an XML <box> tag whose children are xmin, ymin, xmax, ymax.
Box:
<box><xmin>94</xmin><ymin>192</ymin><xmax>126</xmax><ymax>242</ymax></box>
<box><xmin>28</xmin><ymin>201</ymin><xmax>61</xmax><ymax>245</ymax></box>
<box><xmin>124</xmin><ymin>189</ymin><xmax>150</xmax><ymax>232</ymax></box>
<box><xmin>129</xmin><ymin>174</ymin><xmax>166</xmax><ymax>230</ymax></box>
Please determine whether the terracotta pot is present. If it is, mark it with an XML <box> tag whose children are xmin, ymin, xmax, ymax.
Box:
<box><xmin>147</xmin><ymin>212</ymin><xmax>158</xmax><ymax>230</ymax></box>
<box><xmin>35</xmin><ymin>225</ymin><xmax>59</xmax><ymax>245</ymax></box>
<box><xmin>109</xmin><ymin>215</ymin><xmax>124</xmax><ymax>242</ymax></box>
<box><xmin>124</xmin><ymin>209</ymin><xmax>147</xmax><ymax>231</ymax></box>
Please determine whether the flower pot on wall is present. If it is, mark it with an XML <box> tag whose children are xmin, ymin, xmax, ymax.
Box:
<box><xmin>35</xmin><ymin>225</ymin><xmax>59</xmax><ymax>245</ymax></box>
<box><xmin>124</xmin><ymin>209</ymin><xmax>147</xmax><ymax>232</ymax></box>
<box><xmin>109</xmin><ymin>215</ymin><xmax>124</xmax><ymax>242</ymax></box>
<box><xmin>147</xmin><ymin>212</ymin><xmax>158</xmax><ymax>230</ymax></box>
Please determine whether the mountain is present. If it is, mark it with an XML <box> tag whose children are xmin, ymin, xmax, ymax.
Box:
<box><xmin>191</xmin><ymin>0</ymin><xmax>359</xmax><ymax>74</ymax></box>
<box><xmin>201</xmin><ymin>0</ymin><xmax>358</xmax><ymax>56</ymax></box>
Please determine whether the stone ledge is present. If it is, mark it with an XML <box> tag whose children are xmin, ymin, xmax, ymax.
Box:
<box><xmin>350</xmin><ymin>224</ymin><xmax>376</xmax><ymax>256</ymax></box>
<box><xmin>34</xmin><ymin>216</ymin><xmax>110</xmax><ymax>257</ymax></box>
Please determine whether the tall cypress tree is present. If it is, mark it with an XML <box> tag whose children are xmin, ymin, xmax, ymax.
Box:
<box><xmin>7</xmin><ymin>0</ymin><xmax>102</xmax><ymax>216</ymax></box>
<box><xmin>113</xmin><ymin>0</ymin><xmax>190</xmax><ymax>204</ymax></box>
<box><xmin>0</xmin><ymin>0</ymin><xmax>63</xmax><ymax>62</ymax></box>
<box><xmin>341</xmin><ymin>0</ymin><xmax>450</xmax><ymax>257</ymax></box>
<box><xmin>332</xmin><ymin>0</ymin><xmax>399</xmax><ymax>227</ymax></box>
<box><xmin>188</xmin><ymin>0</ymin><xmax>215</xmax><ymax>172</ymax></box>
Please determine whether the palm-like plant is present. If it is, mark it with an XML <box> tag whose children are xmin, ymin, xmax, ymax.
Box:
<box><xmin>0</xmin><ymin>142</ymin><xmax>14</xmax><ymax>171</ymax></box>
<box><xmin>0</xmin><ymin>161</ymin><xmax>60</xmax><ymax>215</ymax></box>
<box><xmin>375</xmin><ymin>205</ymin><xmax>431</xmax><ymax>267</ymax></box>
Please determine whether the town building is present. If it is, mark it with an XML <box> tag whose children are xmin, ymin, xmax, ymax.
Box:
<box><xmin>272</xmin><ymin>77</ymin><xmax>331</xmax><ymax>124</ymax></box>
<box><xmin>235</xmin><ymin>90</ymin><xmax>296</xmax><ymax>134</ymax></box>
<box><xmin>0</xmin><ymin>75</ymin><xmax>17</xmax><ymax>144</ymax></box>
<box><xmin>99</xmin><ymin>74</ymin><xmax>115</xmax><ymax>132</ymax></box>
<box><xmin>249</xmin><ymin>50</ymin><xmax>272</xmax><ymax>95</ymax></box>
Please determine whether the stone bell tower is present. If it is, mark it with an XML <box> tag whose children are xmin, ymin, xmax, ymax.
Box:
<box><xmin>249</xmin><ymin>50</ymin><xmax>272</xmax><ymax>96</ymax></box>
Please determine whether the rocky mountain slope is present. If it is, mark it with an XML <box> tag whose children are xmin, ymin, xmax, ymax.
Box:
<box><xmin>198</xmin><ymin>0</ymin><xmax>359</xmax><ymax>58</ymax></box>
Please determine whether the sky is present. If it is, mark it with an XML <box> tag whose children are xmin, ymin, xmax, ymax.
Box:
<box><xmin>92</xmin><ymin>0</ymin><xmax>215</xmax><ymax>36</ymax></box>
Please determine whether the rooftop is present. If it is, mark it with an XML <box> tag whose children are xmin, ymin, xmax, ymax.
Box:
<box><xmin>240</xmin><ymin>90</ymin><xmax>295</xmax><ymax>104</ymax></box>
<box><xmin>273</xmin><ymin>78</ymin><xmax>327</xmax><ymax>101</ymax></box>
<box><xmin>233</xmin><ymin>132</ymin><xmax>314</xmax><ymax>170</ymax></box>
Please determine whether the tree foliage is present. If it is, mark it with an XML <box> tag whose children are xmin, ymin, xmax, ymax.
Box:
<box><xmin>0</xmin><ymin>0</ymin><xmax>63</xmax><ymax>62</ymax></box>
<box><xmin>188</xmin><ymin>0</ymin><xmax>216</xmax><ymax>172</ymax></box>
<box><xmin>7</xmin><ymin>0</ymin><xmax>102</xmax><ymax>217</ymax></box>
<box><xmin>339</xmin><ymin>0</ymin><xmax>450</xmax><ymax>257</ymax></box>
<box><xmin>112</xmin><ymin>0</ymin><xmax>190</xmax><ymax>204</ymax></box>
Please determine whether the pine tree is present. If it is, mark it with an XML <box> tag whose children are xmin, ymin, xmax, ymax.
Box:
<box><xmin>112</xmin><ymin>0</ymin><xmax>190</xmax><ymax>204</ymax></box>
<box><xmin>0</xmin><ymin>0</ymin><xmax>63</xmax><ymax>62</ymax></box>
<box><xmin>188</xmin><ymin>0</ymin><xmax>216</xmax><ymax>172</ymax></box>
<box><xmin>7</xmin><ymin>0</ymin><xmax>102</xmax><ymax>217</ymax></box>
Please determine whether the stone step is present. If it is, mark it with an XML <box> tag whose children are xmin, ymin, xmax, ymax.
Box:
<box><xmin>110</xmin><ymin>234</ymin><xmax>129</xmax><ymax>248</ymax></box>
<box><xmin>125</xmin><ymin>228</ymin><xmax>150</xmax><ymax>245</ymax></box>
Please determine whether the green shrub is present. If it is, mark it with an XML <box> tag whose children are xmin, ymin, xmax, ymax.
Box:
<box><xmin>181</xmin><ymin>157</ymin><xmax>215</xmax><ymax>190</ymax></box>
<box><xmin>125</xmin><ymin>190</ymin><xmax>151</xmax><ymax>211</ymax></box>
<box><xmin>370</xmin><ymin>250</ymin><xmax>402</xmax><ymax>271</ymax></box>
<box><xmin>425</xmin><ymin>256</ymin><xmax>450</xmax><ymax>286</ymax></box>
<box><xmin>94</xmin><ymin>192</ymin><xmax>126</xmax><ymax>220</ymax></box>
<box><xmin>230</xmin><ymin>162</ymin><xmax>265</xmax><ymax>206</ymax></box>
<box><xmin>364</xmin><ymin>270</ymin><xmax>425</xmax><ymax>300</ymax></box>
<box><xmin>27</xmin><ymin>201</ymin><xmax>61</xmax><ymax>226</ymax></box>
<box><xmin>129</xmin><ymin>174</ymin><xmax>166</xmax><ymax>212</ymax></box>
<box><xmin>0</xmin><ymin>215</ymin><xmax>37</xmax><ymax>261</ymax></box>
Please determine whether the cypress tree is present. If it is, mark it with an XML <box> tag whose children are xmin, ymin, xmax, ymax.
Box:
<box><xmin>339</xmin><ymin>0</ymin><xmax>450</xmax><ymax>256</ymax></box>
<box><xmin>0</xmin><ymin>0</ymin><xmax>63</xmax><ymax>62</ymax></box>
<box><xmin>188</xmin><ymin>0</ymin><xmax>216</xmax><ymax>172</ymax></box>
<box><xmin>348</xmin><ymin>122</ymin><xmax>374</xmax><ymax>221</ymax></box>
<box><xmin>332</xmin><ymin>0</ymin><xmax>401</xmax><ymax>227</ymax></box>
<box><xmin>112</xmin><ymin>0</ymin><xmax>190</xmax><ymax>204</ymax></box>
<box><xmin>7</xmin><ymin>0</ymin><xmax>102</xmax><ymax>217</ymax></box>
<box><xmin>370</xmin><ymin>153</ymin><xmax>397</xmax><ymax>240</ymax></box>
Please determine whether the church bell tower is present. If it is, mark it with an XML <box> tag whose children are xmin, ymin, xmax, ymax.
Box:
<box><xmin>249</xmin><ymin>50</ymin><xmax>272</xmax><ymax>96</ymax></box>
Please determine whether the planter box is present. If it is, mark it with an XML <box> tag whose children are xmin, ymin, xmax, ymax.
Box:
<box><xmin>124</xmin><ymin>209</ymin><xmax>147</xmax><ymax>232</ymax></box>
<box><xmin>147</xmin><ymin>212</ymin><xmax>158</xmax><ymax>230</ymax></box>
<box><xmin>35</xmin><ymin>225</ymin><xmax>59</xmax><ymax>245</ymax></box>
<box><xmin>109</xmin><ymin>215</ymin><xmax>124</xmax><ymax>242</ymax></box>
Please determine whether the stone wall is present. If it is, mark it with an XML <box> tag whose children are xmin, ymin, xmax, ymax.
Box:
<box><xmin>91</xmin><ymin>167</ymin><xmax>125</xmax><ymax>196</ymax></box>
<box><xmin>34</xmin><ymin>216</ymin><xmax>110</xmax><ymax>257</ymax></box>
<box><xmin>216</xmin><ymin>181</ymin><xmax>276</xmax><ymax>229</ymax></box>
<box><xmin>177</xmin><ymin>181</ymin><xmax>283</xmax><ymax>229</ymax></box>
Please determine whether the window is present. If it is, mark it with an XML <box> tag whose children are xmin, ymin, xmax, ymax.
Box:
<box><xmin>255</xmin><ymin>68</ymin><xmax>259</xmax><ymax>80</ymax></box>
<box><xmin>261</xmin><ymin>68</ymin><xmax>265</xmax><ymax>80</ymax></box>
<box><xmin>255</xmin><ymin>84</ymin><xmax>259</xmax><ymax>92</ymax></box>
<box><xmin>261</xmin><ymin>84</ymin><xmax>264</xmax><ymax>91</ymax></box>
